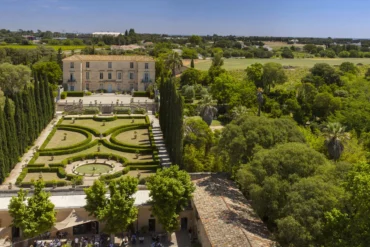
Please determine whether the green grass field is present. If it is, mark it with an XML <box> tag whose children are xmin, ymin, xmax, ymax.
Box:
<box><xmin>45</xmin><ymin>130</ymin><xmax>87</xmax><ymax>149</ymax></box>
<box><xmin>61</xmin><ymin>118</ymin><xmax>147</xmax><ymax>133</ymax></box>
<box><xmin>194</xmin><ymin>58</ymin><xmax>370</xmax><ymax>71</ymax></box>
<box><xmin>0</xmin><ymin>44</ymin><xmax>87</xmax><ymax>51</ymax></box>
<box><xmin>76</xmin><ymin>164</ymin><xmax>112</xmax><ymax>174</ymax></box>
<box><xmin>116</xmin><ymin>129</ymin><xmax>151</xmax><ymax>146</ymax></box>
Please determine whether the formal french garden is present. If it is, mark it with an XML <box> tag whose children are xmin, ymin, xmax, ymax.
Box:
<box><xmin>15</xmin><ymin>115</ymin><xmax>160</xmax><ymax>188</ymax></box>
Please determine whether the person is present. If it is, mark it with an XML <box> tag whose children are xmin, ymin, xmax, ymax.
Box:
<box><xmin>138</xmin><ymin>236</ymin><xmax>144</xmax><ymax>244</ymax></box>
<box><xmin>74</xmin><ymin>237</ymin><xmax>79</xmax><ymax>247</ymax></box>
<box><xmin>188</xmin><ymin>228</ymin><xmax>192</xmax><ymax>240</ymax></box>
<box><xmin>131</xmin><ymin>234</ymin><xmax>136</xmax><ymax>244</ymax></box>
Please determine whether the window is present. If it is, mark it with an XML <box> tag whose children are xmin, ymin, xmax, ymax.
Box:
<box><xmin>69</xmin><ymin>73</ymin><xmax>74</xmax><ymax>81</ymax></box>
<box><xmin>129</xmin><ymin>72</ymin><xmax>134</xmax><ymax>80</ymax></box>
<box><xmin>70</xmin><ymin>62</ymin><xmax>74</xmax><ymax>69</ymax></box>
<box><xmin>86</xmin><ymin>83</ymin><xmax>90</xmax><ymax>90</ymax></box>
<box><xmin>108</xmin><ymin>72</ymin><xmax>112</xmax><ymax>80</ymax></box>
<box><xmin>130</xmin><ymin>62</ymin><xmax>134</xmax><ymax>68</ymax></box>
<box><xmin>117</xmin><ymin>83</ymin><xmax>121</xmax><ymax>90</ymax></box>
<box><xmin>86</xmin><ymin>72</ymin><xmax>90</xmax><ymax>80</ymax></box>
<box><xmin>108</xmin><ymin>62</ymin><xmax>112</xmax><ymax>68</ymax></box>
<box><xmin>100</xmin><ymin>83</ymin><xmax>104</xmax><ymax>89</ymax></box>
<box><xmin>100</xmin><ymin>72</ymin><xmax>103</xmax><ymax>80</ymax></box>
<box><xmin>144</xmin><ymin>73</ymin><xmax>149</xmax><ymax>81</ymax></box>
<box><xmin>86</xmin><ymin>62</ymin><xmax>90</xmax><ymax>68</ymax></box>
<box><xmin>145</xmin><ymin>63</ymin><xmax>149</xmax><ymax>69</ymax></box>
<box><xmin>117</xmin><ymin>72</ymin><xmax>122</xmax><ymax>80</ymax></box>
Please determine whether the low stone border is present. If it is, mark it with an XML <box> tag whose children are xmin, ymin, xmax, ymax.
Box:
<box><xmin>65</xmin><ymin>159</ymin><xmax>125</xmax><ymax>178</ymax></box>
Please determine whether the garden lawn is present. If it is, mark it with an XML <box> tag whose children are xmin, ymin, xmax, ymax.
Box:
<box><xmin>76</xmin><ymin>164</ymin><xmax>112</xmax><ymax>174</ymax></box>
<box><xmin>35</xmin><ymin>145</ymin><xmax>154</xmax><ymax>165</ymax></box>
<box><xmin>194</xmin><ymin>58</ymin><xmax>370</xmax><ymax>71</ymax></box>
<box><xmin>23</xmin><ymin>173</ymin><xmax>60</xmax><ymax>182</ymax></box>
<box><xmin>60</xmin><ymin>118</ymin><xmax>147</xmax><ymax>133</ymax></box>
<box><xmin>45</xmin><ymin>130</ymin><xmax>87</xmax><ymax>149</ymax></box>
<box><xmin>115</xmin><ymin>129</ymin><xmax>151</xmax><ymax>146</ymax></box>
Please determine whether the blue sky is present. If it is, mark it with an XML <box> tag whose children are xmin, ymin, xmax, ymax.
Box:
<box><xmin>1</xmin><ymin>0</ymin><xmax>370</xmax><ymax>38</ymax></box>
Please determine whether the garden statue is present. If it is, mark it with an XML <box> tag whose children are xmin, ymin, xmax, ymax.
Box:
<box><xmin>72</xmin><ymin>117</ymin><xmax>75</xmax><ymax>124</ymax></box>
<box><xmin>97</xmin><ymin>144</ymin><xmax>101</xmax><ymax>152</ymax></box>
<box><xmin>100</xmin><ymin>133</ymin><xmax>103</xmax><ymax>139</ymax></box>
<box><xmin>134</xmin><ymin>131</ymin><xmax>137</xmax><ymax>139</ymax></box>
<box><xmin>64</xmin><ymin>133</ymin><xmax>67</xmax><ymax>141</ymax></box>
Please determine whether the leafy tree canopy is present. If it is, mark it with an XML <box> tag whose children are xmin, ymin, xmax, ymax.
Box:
<box><xmin>146</xmin><ymin>165</ymin><xmax>195</xmax><ymax>233</ymax></box>
<box><xmin>84</xmin><ymin>177</ymin><xmax>139</xmax><ymax>234</ymax></box>
<box><xmin>8</xmin><ymin>180</ymin><xmax>56</xmax><ymax>238</ymax></box>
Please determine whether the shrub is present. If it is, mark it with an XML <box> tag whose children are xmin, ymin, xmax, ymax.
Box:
<box><xmin>26</xmin><ymin>164</ymin><xmax>45</xmax><ymax>168</ymax></box>
<box><xmin>66</xmin><ymin>91</ymin><xmax>84</xmax><ymax>97</ymax></box>
<box><xmin>20</xmin><ymin>180</ymin><xmax>68</xmax><ymax>188</ymax></box>
<box><xmin>84</xmin><ymin>107</ymin><xmax>100</xmax><ymax>114</ymax></box>
<box><xmin>99</xmin><ymin>168</ymin><xmax>129</xmax><ymax>182</ymax></box>
<box><xmin>61</xmin><ymin>92</ymin><xmax>67</xmax><ymax>99</ymax></box>
<box><xmin>39</xmin><ymin>140</ymin><xmax>98</xmax><ymax>156</ymax></box>
<box><xmin>16</xmin><ymin>169</ymin><xmax>28</xmax><ymax>185</ymax></box>
<box><xmin>114</xmin><ymin>107</ymin><xmax>131</xmax><ymax>114</ymax></box>
<box><xmin>101</xmin><ymin>139</ymin><xmax>152</xmax><ymax>153</ymax></box>
<box><xmin>133</xmin><ymin>108</ymin><xmax>146</xmax><ymax>114</ymax></box>
<box><xmin>93</xmin><ymin>115</ymin><xmax>117</xmax><ymax>122</ymax></box>
<box><xmin>133</xmin><ymin>91</ymin><xmax>149</xmax><ymax>97</ymax></box>
<box><xmin>71</xmin><ymin>176</ymin><xmax>84</xmax><ymax>185</ymax></box>
<box><xmin>57</xmin><ymin>168</ymin><xmax>66</xmax><ymax>178</ymax></box>
<box><xmin>62</xmin><ymin>152</ymin><xmax>128</xmax><ymax>166</ymax></box>
<box><xmin>59</xmin><ymin>124</ymin><xmax>100</xmax><ymax>136</ymax></box>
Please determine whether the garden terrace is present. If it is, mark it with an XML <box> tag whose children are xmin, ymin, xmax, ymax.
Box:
<box><xmin>15</xmin><ymin>114</ymin><xmax>160</xmax><ymax>188</ymax></box>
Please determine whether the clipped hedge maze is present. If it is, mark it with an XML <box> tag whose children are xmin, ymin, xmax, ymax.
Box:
<box><xmin>16</xmin><ymin>115</ymin><xmax>160</xmax><ymax>188</ymax></box>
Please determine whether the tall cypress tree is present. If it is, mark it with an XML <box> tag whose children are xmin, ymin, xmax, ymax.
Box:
<box><xmin>0</xmin><ymin>108</ymin><xmax>9</xmax><ymax>179</ymax></box>
<box><xmin>13</xmin><ymin>94</ymin><xmax>25</xmax><ymax>154</ymax></box>
<box><xmin>22</xmin><ymin>87</ymin><xmax>34</xmax><ymax>144</ymax></box>
<box><xmin>4</xmin><ymin>97</ymin><xmax>19</xmax><ymax>167</ymax></box>
<box><xmin>34</xmin><ymin>73</ymin><xmax>44</xmax><ymax>132</ymax></box>
<box><xmin>38</xmin><ymin>74</ymin><xmax>47</xmax><ymax>128</ymax></box>
<box><xmin>190</xmin><ymin>58</ymin><xmax>194</xmax><ymax>68</ymax></box>
<box><xmin>29</xmin><ymin>87</ymin><xmax>40</xmax><ymax>138</ymax></box>
<box><xmin>43</xmin><ymin>75</ymin><xmax>52</xmax><ymax>121</ymax></box>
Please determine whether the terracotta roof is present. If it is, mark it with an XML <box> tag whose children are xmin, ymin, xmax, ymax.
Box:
<box><xmin>63</xmin><ymin>55</ymin><xmax>155</xmax><ymax>62</ymax></box>
<box><xmin>192</xmin><ymin>174</ymin><xmax>275</xmax><ymax>247</ymax></box>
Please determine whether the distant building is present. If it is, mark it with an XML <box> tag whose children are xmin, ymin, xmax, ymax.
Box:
<box><xmin>110</xmin><ymin>45</ymin><xmax>143</xmax><ymax>51</ymax></box>
<box><xmin>62</xmin><ymin>55</ymin><xmax>155</xmax><ymax>92</ymax></box>
<box><xmin>92</xmin><ymin>32</ymin><xmax>122</xmax><ymax>37</ymax></box>
<box><xmin>290</xmin><ymin>39</ymin><xmax>299</xmax><ymax>44</ymax></box>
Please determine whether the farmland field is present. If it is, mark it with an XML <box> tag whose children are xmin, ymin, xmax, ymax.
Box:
<box><xmin>0</xmin><ymin>44</ymin><xmax>87</xmax><ymax>51</ymax></box>
<box><xmin>193</xmin><ymin>58</ymin><xmax>370</xmax><ymax>71</ymax></box>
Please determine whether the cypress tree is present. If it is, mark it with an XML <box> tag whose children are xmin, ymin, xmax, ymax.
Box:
<box><xmin>38</xmin><ymin>74</ymin><xmax>47</xmax><ymax>128</ymax></box>
<box><xmin>43</xmin><ymin>75</ymin><xmax>52</xmax><ymax>122</ymax></box>
<box><xmin>13</xmin><ymin>93</ymin><xmax>25</xmax><ymax>154</ymax></box>
<box><xmin>0</xmin><ymin>108</ymin><xmax>9</xmax><ymax>178</ymax></box>
<box><xmin>57</xmin><ymin>48</ymin><xmax>63</xmax><ymax>69</ymax></box>
<box><xmin>4</xmin><ymin>97</ymin><xmax>19</xmax><ymax>167</ymax></box>
<box><xmin>29</xmin><ymin>87</ymin><xmax>40</xmax><ymax>138</ymax></box>
<box><xmin>34</xmin><ymin>73</ymin><xmax>44</xmax><ymax>131</ymax></box>
<box><xmin>190</xmin><ymin>58</ymin><xmax>194</xmax><ymax>68</ymax></box>
<box><xmin>22</xmin><ymin>87</ymin><xmax>34</xmax><ymax>144</ymax></box>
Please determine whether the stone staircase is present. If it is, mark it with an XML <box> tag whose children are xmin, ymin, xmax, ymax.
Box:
<box><xmin>148</xmin><ymin>114</ymin><xmax>171</xmax><ymax>168</ymax></box>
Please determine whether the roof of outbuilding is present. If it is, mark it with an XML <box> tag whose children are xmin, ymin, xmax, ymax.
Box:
<box><xmin>63</xmin><ymin>55</ymin><xmax>155</xmax><ymax>62</ymax></box>
<box><xmin>192</xmin><ymin>174</ymin><xmax>275</xmax><ymax>247</ymax></box>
